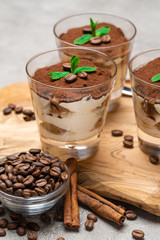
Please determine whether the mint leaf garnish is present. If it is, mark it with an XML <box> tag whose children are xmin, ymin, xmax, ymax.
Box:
<box><xmin>74</xmin><ymin>34</ymin><xmax>92</xmax><ymax>45</ymax></box>
<box><xmin>74</xmin><ymin>67</ymin><xmax>97</xmax><ymax>74</ymax></box>
<box><xmin>90</xmin><ymin>18</ymin><xmax>98</xmax><ymax>37</ymax></box>
<box><xmin>151</xmin><ymin>74</ymin><xmax>160</xmax><ymax>83</ymax></box>
<box><xmin>50</xmin><ymin>72</ymin><xmax>69</xmax><ymax>80</ymax></box>
<box><xmin>70</xmin><ymin>55</ymin><xmax>80</xmax><ymax>73</ymax></box>
<box><xmin>96</xmin><ymin>26</ymin><xmax>110</xmax><ymax>37</ymax></box>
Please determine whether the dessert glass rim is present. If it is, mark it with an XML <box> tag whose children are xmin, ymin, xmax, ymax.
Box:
<box><xmin>53</xmin><ymin>12</ymin><xmax>137</xmax><ymax>49</ymax></box>
<box><xmin>25</xmin><ymin>47</ymin><xmax>117</xmax><ymax>90</ymax></box>
<box><xmin>0</xmin><ymin>152</ymin><xmax>70</xmax><ymax>201</ymax></box>
<box><xmin>128</xmin><ymin>48</ymin><xmax>160</xmax><ymax>89</ymax></box>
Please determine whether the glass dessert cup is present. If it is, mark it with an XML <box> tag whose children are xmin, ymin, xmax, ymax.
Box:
<box><xmin>129</xmin><ymin>48</ymin><xmax>160</xmax><ymax>157</ymax></box>
<box><xmin>0</xmin><ymin>153</ymin><xmax>69</xmax><ymax>215</ymax></box>
<box><xmin>26</xmin><ymin>47</ymin><xmax>117</xmax><ymax>161</ymax></box>
<box><xmin>53</xmin><ymin>13</ymin><xmax>136</xmax><ymax>111</ymax></box>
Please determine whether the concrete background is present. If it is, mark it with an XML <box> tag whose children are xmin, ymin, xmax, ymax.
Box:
<box><xmin>0</xmin><ymin>0</ymin><xmax>160</xmax><ymax>239</ymax></box>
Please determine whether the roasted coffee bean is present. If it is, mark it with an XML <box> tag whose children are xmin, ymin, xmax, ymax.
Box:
<box><xmin>40</xmin><ymin>158</ymin><xmax>50</xmax><ymax>165</ymax></box>
<box><xmin>87</xmin><ymin>213</ymin><xmax>98</xmax><ymax>222</ymax></box>
<box><xmin>8</xmin><ymin>173</ymin><xmax>14</xmax><ymax>181</ymax></box>
<box><xmin>27</xmin><ymin>222</ymin><xmax>40</xmax><ymax>231</ymax></box>
<box><xmin>61</xmin><ymin>172</ymin><xmax>68</xmax><ymax>181</ymax></box>
<box><xmin>132</xmin><ymin>229</ymin><xmax>144</xmax><ymax>239</ymax></box>
<box><xmin>3</xmin><ymin>107</ymin><xmax>12</xmax><ymax>115</ymax></box>
<box><xmin>41</xmin><ymin>166</ymin><xmax>50</xmax><ymax>175</ymax></box>
<box><xmin>50</xmin><ymin>157</ymin><xmax>59</xmax><ymax>164</ymax></box>
<box><xmin>123</xmin><ymin>140</ymin><xmax>133</xmax><ymax>148</ymax></box>
<box><xmin>22</xmin><ymin>189</ymin><xmax>32</xmax><ymax>198</ymax></box>
<box><xmin>17</xmin><ymin>226</ymin><xmax>26</xmax><ymax>236</ymax></box>
<box><xmin>19</xmin><ymin>163</ymin><xmax>30</xmax><ymax>171</ymax></box>
<box><xmin>24</xmin><ymin>116</ymin><xmax>32</xmax><ymax>121</ymax></box>
<box><xmin>77</xmin><ymin>71</ymin><xmax>87</xmax><ymax>79</ymax></box>
<box><xmin>12</xmin><ymin>168</ymin><xmax>18</xmax><ymax>176</ymax></box>
<box><xmin>54</xmin><ymin>182</ymin><xmax>61</xmax><ymax>191</ymax></box>
<box><xmin>0</xmin><ymin>208</ymin><xmax>5</xmax><ymax>216</ymax></box>
<box><xmin>48</xmin><ymin>178</ymin><xmax>55</xmax><ymax>188</ymax></box>
<box><xmin>83</xmin><ymin>28</ymin><xmax>92</xmax><ymax>34</ymax></box>
<box><xmin>29</xmin><ymin>149</ymin><xmax>41</xmax><ymax>155</ymax></box>
<box><xmin>9</xmin><ymin>212</ymin><xmax>22</xmax><ymax>221</ymax></box>
<box><xmin>1</xmin><ymin>174</ymin><xmax>8</xmax><ymax>181</ymax></box>
<box><xmin>23</xmin><ymin>109</ymin><xmax>34</xmax><ymax>116</ymax></box>
<box><xmin>35</xmin><ymin>179</ymin><xmax>47</xmax><ymax>188</ymax></box>
<box><xmin>0</xmin><ymin>168</ymin><xmax>4</xmax><ymax>174</ymax></box>
<box><xmin>52</xmin><ymin>161</ymin><xmax>61</xmax><ymax>168</ymax></box>
<box><xmin>63</xmin><ymin>63</ymin><xmax>71</xmax><ymax>71</ymax></box>
<box><xmin>85</xmin><ymin>219</ymin><xmax>94</xmax><ymax>231</ymax></box>
<box><xmin>126</xmin><ymin>210</ymin><xmax>137</xmax><ymax>220</ymax></box>
<box><xmin>14</xmin><ymin>189</ymin><xmax>23</xmax><ymax>197</ymax></box>
<box><xmin>0</xmin><ymin>218</ymin><xmax>8</xmax><ymax>228</ymax></box>
<box><xmin>31</xmin><ymin>190</ymin><xmax>38</xmax><ymax>197</ymax></box>
<box><xmin>23</xmin><ymin>175</ymin><xmax>35</xmax><ymax>186</ymax></box>
<box><xmin>18</xmin><ymin>217</ymin><xmax>27</xmax><ymax>227</ymax></box>
<box><xmin>8</xmin><ymin>103</ymin><xmax>15</xmax><ymax>110</ymax></box>
<box><xmin>35</xmin><ymin>187</ymin><xmax>46</xmax><ymax>196</ymax></box>
<box><xmin>0</xmin><ymin>181</ymin><xmax>6</xmax><ymax>191</ymax></box>
<box><xmin>0</xmin><ymin>228</ymin><xmax>6</xmax><ymax>237</ymax></box>
<box><xmin>57</xmin><ymin>238</ymin><xmax>65</xmax><ymax>240</ymax></box>
<box><xmin>65</xmin><ymin>74</ymin><xmax>77</xmax><ymax>83</ymax></box>
<box><xmin>40</xmin><ymin>212</ymin><xmax>51</xmax><ymax>225</ymax></box>
<box><xmin>7</xmin><ymin>155</ymin><xmax>18</xmax><ymax>161</ymax></box>
<box><xmin>32</xmin><ymin>162</ymin><xmax>44</xmax><ymax>167</ymax></box>
<box><xmin>27</xmin><ymin>165</ymin><xmax>36</xmax><ymax>174</ymax></box>
<box><xmin>18</xmin><ymin>152</ymin><xmax>27</xmax><ymax>157</ymax></box>
<box><xmin>149</xmin><ymin>155</ymin><xmax>159</xmax><ymax>165</ymax></box>
<box><xmin>5</xmin><ymin>165</ymin><xmax>13</xmax><ymax>173</ymax></box>
<box><xmin>5</xmin><ymin>187</ymin><xmax>13</xmax><ymax>195</ymax></box>
<box><xmin>5</xmin><ymin>179</ymin><xmax>13</xmax><ymax>188</ymax></box>
<box><xmin>13</xmin><ymin>183</ymin><xmax>25</xmax><ymax>189</ymax></box>
<box><xmin>7</xmin><ymin>222</ymin><xmax>18</xmax><ymax>230</ymax></box>
<box><xmin>90</xmin><ymin>37</ymin><xmax>102</xmax><ymax>45</ymax></box>
<box><xmin>101</xmin><ymin>34</ymin><xmax>111</xmax><ymax>43</ymax></box>
<box><xmin>17</xmin><ymin>175</ymin><xmax>24</xmax><ymax>183</ymax></box>
<box><xmin>124</xmin><ymin>135</ymin><xmax>133</xmax><ymax>142</ymax></box>
<box><xmin>15</xmin><ymin>106</ymin><xmax>23</xmax><ymax>114</ymax></box>
<box><xmin>111</xmin><ymin>129</ymin><xmax>123</xmax><ymax>136</ymax></box>
<box><xmin>27</xmin><ymin>231</ymin><xmax>38</xmax><ymax>240</ymax></box>
<box><xmin>32</xmin><ymin>169</ymin><xmax>41</xmax><ymax>178</ymax></box>
<box><xmin>44</xmin><ymin>184</ymin><xmax>52</xmax><ymax>193</ymax></box>
<box><xmin>50</xmin><ymin>167</ymin><xmax>61</xmax><ymax>177</ymax></box>
<box><xmin>12</xmin><ymin>159</ymin><xmax>22</xmax><ymax>166</ymax></box>
<box><xmin>45</xmin><ymin>175</ymin><xmax>50</xmax><ymax>181</ymax></box>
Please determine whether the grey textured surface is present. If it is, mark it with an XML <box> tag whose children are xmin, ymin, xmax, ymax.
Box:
<box><xmin>0</xmin><ymin>0</ymin><xmax>160</xmax><ymax>239</ymax></box>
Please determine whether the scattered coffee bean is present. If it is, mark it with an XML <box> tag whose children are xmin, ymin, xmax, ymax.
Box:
<box><xmin>123</xmin><ymin>140</ymin><xmax>133</xmax><ymax>148</ymax></box>
<box><xmin>27</xmin><ymin>231</ymin><xmax>38</xmax><ymax>240</ymax></box>
<box><xmin>87</xmin><ymin>214</ymin><xmax>98</xmax><ymax>222</ymax></box>
<box><xmin>63</xmin><ymin>63</ymin><xmax>71</xmax><ymax>71</ymax></box>
<box><xmin>85</xmin><ymin>219</ymin><xmax>94</xmax><ymax>231</ymax></box>
<box><xmin>124</xmin><ymin>135</ymin><xmax>133</xmax><ymax>142</ymax></box>
<box><xmin>90</xmin><ymin>37</ymin><xmax>102</xmax><ymax>45</ymax></box>
<box><xmin>27</xmin><ymin>222</ymin><xmax>40</xmax><ymax>231</ymax></box>
<box><xmin>40</xmin><ymin>212</ymin><xmax>51</xmax><ymax>225</ymax></box>
<box><xmin>101</xmin><ymin>34</ymin><xmax>111</xmax><ymax>43</ymax></box>
<box><xmin>15</xmin><ymin>106</ymin><xmax>23</xmax><ymax>114</ymax></box>
<box><xmin>83</xmin><ymin>28</ymin><xmax>92</xmax><ymax>34</ymax></box>
<box><xmin>29</xmin><ymin>149</ymin><xmax>41</xmax><ymax>155</ymax></box>
<box><xmin>3</xmin><ymin>107</ymin><xmax>12</xmax><ymax>115</ymax></box>
<box><xmin>9</xmin><ymin>211</ymin><xmax>22</xmax><ymax>221</ymax></box>
<box><xmin>23</xmin><ymin>109</ymin><xmax>34</xmax><ymax>116</ymax></box>
<box><xmin>132</xmin><ymin>229</ymin><xmax>144</xmax><ymax>239</ymax></box>
<box><xmin>65</xmin><ymin>73</ymin><xmax>77</xmax><ymax>83</ymax></box>
<box><xmin>0</xmin><ymin>208</ymin><xmax>5</xmax><ymax>216</ymax></box>
<box><xmin>7</xmin><ymin>222</ymin><xmax>18</xmax><ymax>230</ymax></box>
<box><xmin>149</xmin><ymin>155</ymin><xmax>159</xmax><ymax>165</ymax></box>
<box><xmin>24</xmin><ymin>116</ymin><xmax>33</xmax><ymax>121</ymax></box>
<box><xmin>8</xmin><ymin>103</ymin><xmax>15</xmax><ymax>110</ymax></box>
<box><xmin>17</xmin><ymin>226</ymin><xmax>26</xmax><ymax>236</ymax></box>
<box><xmin>0</xmin><ymin>228</ymin><xmax>6</xmax><ymax>237</ymax></box>
<box><xmin>126</xmin><ymin>210</ymin><xmax>137</xmax><ymax>220</ymax></box>
<box><xmin>77</xmin><ymin>71</ymin><xmax>87</xmax><ymax>79</ymax></box>
<box><xmin>57</xmin><ymin>238</ymin><xmax>65</xmax><ymax>240</ymax></box>
<box><xmin>0</xmin><ymin>218</ymin><xmax>8</xmax><ymax>228</ymax></box>
<box><xmin>111</xmin><ymin>129</ymin><xmax>123</xmax><ymax>137</ymax></box>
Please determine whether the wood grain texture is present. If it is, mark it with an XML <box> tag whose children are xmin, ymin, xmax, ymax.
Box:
<box><xmin>0</xmin><ymin>82</ymin><xmax>160</xmax><ymax>216</ymax></box>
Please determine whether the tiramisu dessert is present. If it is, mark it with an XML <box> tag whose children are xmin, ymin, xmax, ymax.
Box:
<box><xmin>130</xmin><ymin>56</ymin><xmax>160</xmax><ymax>156</ymax></box>
<box><xmin>54</xmin><ymin>14</ymin><xmax>136</xmax><ymax>110</ymax></box>
<box><xmin>27</xmin><ymin>50</ymin><xmax>116</xmax><ymax>160</ymax></box>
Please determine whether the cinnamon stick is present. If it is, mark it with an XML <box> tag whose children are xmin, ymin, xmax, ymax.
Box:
<box><xmin>77</xmin><ymin>185</ymin><xmax>125</xmax><ymax>216</ymax></box>
<box><xmin>77</xmin><ymin>186</ymin><xmax>125</xmax><ymax>226</ymax></box>
<box><xmin>64</xmin><ymin>158</ymin><xmax>80</xmax><ymax>229</ymax></box>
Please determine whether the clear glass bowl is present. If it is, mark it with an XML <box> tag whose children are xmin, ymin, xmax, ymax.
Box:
<box><xmin>0</xmin><ymin>153</ymin><xmax>69</xmax><ymax>216</ymax></box>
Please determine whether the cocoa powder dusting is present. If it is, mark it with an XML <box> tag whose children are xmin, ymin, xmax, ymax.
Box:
<box><xmin>32</xmin><ymin>59</ymin><xmax>112</xmax><ymax>103</ymax></box>
<box><xmin>133</xmin><ymin>57</ymin><xmax>160</xmax><ymax>103</ymax></box>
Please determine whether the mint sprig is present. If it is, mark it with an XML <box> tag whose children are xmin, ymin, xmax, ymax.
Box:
<box><xmin>50</xmin><ymin>55</ymin><xmax>96</xmax><ymax>80</ymax></box>
<box><xmin>151</xmin><ymin>74</ymin><xmax>160</xmax><ymax>83</ymax></box>
<box><xmin>74</xmin><ymin>18</ymin><xmax>111</xmax><ymax>45</ymax></box>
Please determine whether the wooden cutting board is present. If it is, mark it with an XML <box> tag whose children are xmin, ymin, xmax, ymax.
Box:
<box><xmin>0</xmin><ymin>82</ymin><xmax>160</xmax><ymax>216</ymax></box>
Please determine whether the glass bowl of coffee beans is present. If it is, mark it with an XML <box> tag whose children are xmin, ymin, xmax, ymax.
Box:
<box><xmin>0</xmin><ymin>149</ymin><xmax>69</xmax><ymax>215</ymax></box>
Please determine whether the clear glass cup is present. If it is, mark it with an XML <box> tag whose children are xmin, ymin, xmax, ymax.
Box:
<box><xmin>53</xmin><ymin>13</ymin><xmax>136</xmax><ymax>111</ymax></box>
<box><xmin>26</xmin><ymin>47</ymin><xmax>117</xmax><ymax>161</ymax></box>
<box><xmin>129</xmin><ymin>48</ymin><xmax>160</xmax><ymax>157</ymax></box>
